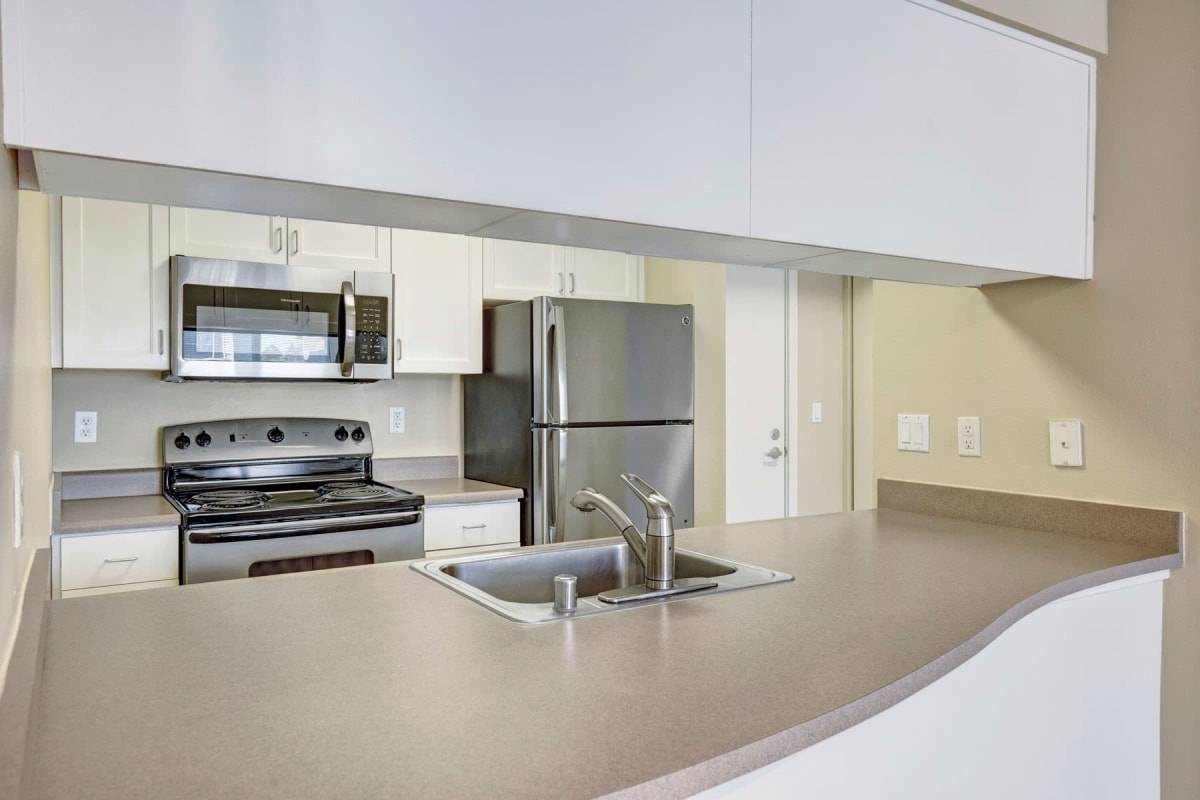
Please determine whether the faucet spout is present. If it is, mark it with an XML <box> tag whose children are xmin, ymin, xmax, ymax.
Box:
<box><xmin>571</xmin><ymin>474</ymin><xmax>678</xmax><ymax>591</ymax></box>
<box><xmin>570</xmin><ymin>488</ymin><xmax>648</xmax><ymax>569</ymax></box>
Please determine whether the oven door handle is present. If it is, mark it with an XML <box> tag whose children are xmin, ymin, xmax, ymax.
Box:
<box><xmin>188</xmin><ymin>511</ymin><xmax>421</xmax><ymax>544</ymax></box>
<box><xmin>340</xmin><ymin>280</ymin><xmax>357</xmax><ymax>378</ymax></box>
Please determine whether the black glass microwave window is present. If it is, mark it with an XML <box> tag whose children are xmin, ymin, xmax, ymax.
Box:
<box><xmin>181</xmin><ymin>286</ymin><xmax>341</xmax><ymax>363</ymax></box>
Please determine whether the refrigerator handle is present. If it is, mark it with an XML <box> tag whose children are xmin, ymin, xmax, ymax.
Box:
<box><xmin>547</xmin><ymin>428</ymin><xmax>566</xmax><ymax>543</ymax></box>
<box><xmin>547</xmin><ymin>303</ymin><xmax>569</xmax><ymax>425</ymax></box>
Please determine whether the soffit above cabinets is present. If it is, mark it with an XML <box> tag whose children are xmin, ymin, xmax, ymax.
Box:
<box><xmin>9</xmin><ymin>1</ymin><xmax>1094</xmax><ymax>287</ymax></box>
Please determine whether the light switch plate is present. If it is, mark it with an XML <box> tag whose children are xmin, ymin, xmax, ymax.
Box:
<box><xmin>897</xmin><ymin>414</ymin><xmax>930</xmax><ymax>453</ymax></box>
<box><xmin>957</xmin><ymin>416</ymin><xmax>981</xmax><ymax>457</ymax></box>
<box><xmin>1049</xmin><ymin>419</ymin><xmax>1083</xmax><ymax>467</ymax></box>
<box><xmin>811</xmin><ymin>402</ymin><xmax>823</xmax><ymax>424</ymax></box>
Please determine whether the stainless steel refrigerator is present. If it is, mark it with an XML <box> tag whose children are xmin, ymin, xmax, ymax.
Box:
<box><xmin>464</xmin><ymin>296</ymin><xmax>694</xmax><ymax>546</ymax></box>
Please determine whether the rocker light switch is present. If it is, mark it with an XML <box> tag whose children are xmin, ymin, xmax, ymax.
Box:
<box><xmin>897</xmin><ymin>414</ymin><xmax>930</xmax><ymax>453</ymax></box>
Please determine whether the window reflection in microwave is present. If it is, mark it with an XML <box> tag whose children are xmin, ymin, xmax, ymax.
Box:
<box><xmin>185</xmin><ymin>306</ymin><xmax>336</xmax><ymax>363</ymax></box>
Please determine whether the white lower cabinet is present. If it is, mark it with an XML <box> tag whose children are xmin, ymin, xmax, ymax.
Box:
<box><xmin>52</xmin><ymin>527</ymin><xmax>179</xmax><ymax>599</ymax></box>
<box><xmin>423</xmin><ymin>501</ymin><xmax>519</xmax><ymax>556</ymax></box>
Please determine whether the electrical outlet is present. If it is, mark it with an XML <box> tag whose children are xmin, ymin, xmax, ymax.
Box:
<box><xmin>74</xmin><ymin>411</ymin><xmax>98</xmax><ymax>443</ymax></box>
<box><xmin>957</xmin><ymin>416</ymin><xmax>981</xmax><ymax>457</ymax></box>
<box><xmin>389</xmin><ymin>406</ymin><xmax>406</xmax><ymax>434</ymax></box>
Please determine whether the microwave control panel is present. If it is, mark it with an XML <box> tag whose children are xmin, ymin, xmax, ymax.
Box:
<box><xmin>355</xmin><ymin>296</ymin><xmax>389</xmax><ymax>364</ymax></box>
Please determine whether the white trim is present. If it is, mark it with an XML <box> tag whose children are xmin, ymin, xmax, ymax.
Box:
<box><xmin>0</xmin><ymin>547</ymin><xmax>37</xmax><ymax>693</ymax></box>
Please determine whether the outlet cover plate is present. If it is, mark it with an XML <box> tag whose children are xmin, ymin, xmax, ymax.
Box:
<box><xmin>389</xmin><ymin>407</ymin><xmax>406</xmax><ymax>434</ymax></box>
<box><xmin>1049</xmin><ymin>419</ymin><xmax>1083</xmax><ymax>467</ymax></box>
<box><xmin>74</xmin><ymin>411</ymin><xmax>97</xmax><ymax>443</ymax></box>
<box><xmin>957</xmin><ymin>416</ymin><xmax>981</xmax><ymax>457</ymax></box>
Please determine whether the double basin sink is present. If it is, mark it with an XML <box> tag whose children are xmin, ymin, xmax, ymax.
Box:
<box><xmin>411</xmin><ymin>538</ymin><xmax>793</xmax><ymax>623</ymax></box>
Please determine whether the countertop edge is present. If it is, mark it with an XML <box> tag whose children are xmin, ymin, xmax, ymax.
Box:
<box><xmin>604</xmin><ymin>552</ymin><xmax>1182</xmax><ymax>800</ymax></box>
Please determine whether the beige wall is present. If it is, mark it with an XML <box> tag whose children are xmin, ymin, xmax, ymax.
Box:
<box><xmin>0</xmin><ymin>185</ymin><xmax>53</xmax><ymax>680</ymax></box>
<box><xmin>52</xmin><ymin>371</ymin><xmax>462</xmax><ymax>471</ymax></box>
<box><xmin>871</xmin><ymin>1</ymin><xmax>1199</xmax><ymax>797</ymax></box>
<box><xmin>644</xmin><ymin>258</ymin><xmax>726</xmax><ymax>527</ymax></box>
<box><xmin>945</xmin><ymin>0</ymin><xmax>1108</xmax><ymax>53</ymax></box>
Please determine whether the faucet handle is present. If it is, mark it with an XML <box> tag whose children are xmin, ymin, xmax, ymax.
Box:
<box><xmin>619</xmin><ymin>473</ymin><xmax>675</xmax><ymax>519</ymax></box>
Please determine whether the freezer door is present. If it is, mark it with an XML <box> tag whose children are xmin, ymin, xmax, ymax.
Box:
<box><xmin>532</xmin><ymin>425</ymin><xmax>694</xmax><ymax>545</ymax></box>
<box><xmin>533</xmin><ymin>297</ymin><xmax>694</xmax><ymax>425</ymax></box>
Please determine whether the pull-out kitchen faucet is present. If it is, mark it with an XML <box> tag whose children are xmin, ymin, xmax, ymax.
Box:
<box><xmin>572</xmin><ymin>474</ymin><xmax>715</xmax><ymax>603</ymax></box>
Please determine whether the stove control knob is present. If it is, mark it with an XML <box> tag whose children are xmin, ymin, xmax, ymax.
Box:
<box><xmin>351</xmin><ymin>426</ymin><xmax>366</xmax><ymax>443</ymax></box>
<box><xmin>334</xmin><ymin>425</ymin><xmax>349</xmax><ymax>442</ymax></box>
<box><xmin>174</xmin><ymin>433</ymin><xmax>191</xmax><ymax>450</ymax></box>
<box><xmin>195</xmin><ymin>431</ymin><xmax>212</xmax><ymax>448</ymax></box>
<box><xmin>267</xmin><ymin>426</ymin><xmax>285</xmax><ymax>443</ymax></box>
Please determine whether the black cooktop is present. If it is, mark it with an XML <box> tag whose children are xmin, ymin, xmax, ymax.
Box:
<box><xmin>169</xmin><ymin>479</ymin><xmax>423</xmax><ymax>527</ymax></box>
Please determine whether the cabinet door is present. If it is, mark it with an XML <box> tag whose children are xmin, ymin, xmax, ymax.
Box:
<box><xmin>482</xmin><ymin>239</ymin><xmax>567</xmax><ymax>301</ymax></box>
<box><xmin>168</xmin><ymin>208</ymin><xmax>287</xmax><ymax>263</ymax></box>
<box><xmin>751</xmin><ymin>0</ymin><xmax>1093</xmax><ymax>276</ymax></box>
<box><xmin>287</xmin><ymin>218</ymin><xmax>391</xmax><ymax>272</ymax></box>
<box><xmin>391</xmin><ymin>229</ymin><xmax>482</xmax><ymax>373</ymax></box>
<box><xmin>565</xmin><ymin>249</ymin><xmax>642</xmax><ymax>302</ymax></box>
<box><xmin>61</xmin><ymin>198</ymin><xmax>170</xmax><ymax>369</ymax></box>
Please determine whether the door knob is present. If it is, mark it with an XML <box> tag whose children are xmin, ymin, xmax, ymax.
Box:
<box><xmin>765</xmin><ymin>447</ymin><xmax>783</xmax><ymax>459</ymax></box>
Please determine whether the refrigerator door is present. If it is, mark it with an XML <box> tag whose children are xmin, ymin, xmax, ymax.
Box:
<box><xmin>532</xmin><ymin>424</ymin><xmax>694</xmax><ymax>545</ymax></box>
<box><xmin>533</xmin><ymin>297</ymin><xmax>694</xmax><ymax>425</ymax></box>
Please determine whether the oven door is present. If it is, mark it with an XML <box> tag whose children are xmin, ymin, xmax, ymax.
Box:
<box><xmin>170</xmin><ymin>256</ymin><xmax>393</xmax><ymax>381</ymax></box>
<box><xmin>182</xmin><ymin>510</ymin><xmax>423</xmax><ymax>584</ymax></box>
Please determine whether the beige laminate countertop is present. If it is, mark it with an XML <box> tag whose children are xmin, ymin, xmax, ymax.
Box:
<box><xmin>28</xmin><ymin>500</ymin><xmax>1180</xmax><ymax>800</ymax></box>
<box><xmin>390</xmin><ymin>477</ymin><xmax>523</xmax><ymax>505</ymax></box>
<box><xmin>54</xmin><ymin>494</ymin><xmax>180</xmax><ymax>534</ymax></box>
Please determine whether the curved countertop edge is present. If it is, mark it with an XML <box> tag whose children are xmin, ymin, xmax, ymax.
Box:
<box><xmin>605</xmin><ymin>553</ymin><xmax>1182</xmax><ymax>800</ymax></box>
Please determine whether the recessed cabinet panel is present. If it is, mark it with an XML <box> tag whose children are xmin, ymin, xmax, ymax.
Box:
<box><xmin>168</xmin><ymin>208</ymin><xmax>287</xmax><ymax>263</ymax></box>
<box><xmin>567</xmin><ymin>249</ymin><xmax>642</xmax><ymax>302</ymax></box>
<box><xmin>482</xmin><ymin>239</ymin><xmax>567</xmax><ymax>301</ymax></box>
<box><xmin>751</xmin><ymin>0</ymin><xmax>1093</xmax><ymax>277</ymax></box>
<box><xmin>61</xmin><ymin>198</ymin><xmax>170</xmax><ymax>370</ymax></box>
<box><xmin>288</xmin><ymin>219</ymin><xmax>391</xmax><ymax>272</ymax></box>
<box><xmin>392</xmin><ymin>229</ymin><xmax>482</xmax><ymax>373</ymax></box>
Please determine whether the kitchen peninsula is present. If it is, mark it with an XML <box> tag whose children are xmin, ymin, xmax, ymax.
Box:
<box><xmin>13</xmin><ymin>482</ymin><xmax>1183</xmax><ymax>799</ymax></box>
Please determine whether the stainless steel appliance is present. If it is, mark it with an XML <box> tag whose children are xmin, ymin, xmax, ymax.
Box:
<box><xmin>163</xmin><ymin>417</ymin><xmax>424</xmax><ymax>584</ymax></box>
<box><xmin>167</xmin><ymin>256</ymin><xmax>393</xmax><ymax>382</ymax></box>
<box><xmin>464</xmin><ymin>297</ymin><xmax>694</xmax><ymax>546</ymax></box>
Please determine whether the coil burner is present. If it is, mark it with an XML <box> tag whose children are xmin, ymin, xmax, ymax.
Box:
<box><xmin>191</xmin><ymin>489</ymin><xmax>271</xmax><ymax>511</ymax></box>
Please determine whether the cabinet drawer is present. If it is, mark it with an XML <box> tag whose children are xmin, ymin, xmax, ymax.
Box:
<box><xmin>59</xmin><ymin>528</ymin><xmax>179</xmax><ymax>591</ymax></box>
<box><xmin>424</xmin><ymin>501</ymin><xmax>519</xmax><ymax>553</ymax></box>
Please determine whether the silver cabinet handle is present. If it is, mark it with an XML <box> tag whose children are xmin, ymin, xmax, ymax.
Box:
<box><xmin>290</xmin><ymin>229</ymin><xmax>299</xmax><ymax>256</ymax></box>
<box><xmin>157</xmin><ymin>329</ymin><xmax>164</xmax><ymax>355</ymax></box>
<box><xmin>557</xmin><ymin>272</ymin><xmax>565</xmax><ymax>294</ymax></box>
<box><xmin>569</xmin><ymin>272</ymin><xmax>576</xmax><ymax>294</ymax></box>
<box><xmin>273</xmin><ymin>226</ymin><xmax>283</xmax><ymax>253</ymax></box>
<box><xmin>103</xmin><ymin>556</ymin><xmax>139</xmax><ymax>564</ymax></box>
<box><xmin>462</xmin><ymin>524</ymin><xmax>487</xmax><ymax>531</ymax></box>
<box><xmin>395</xmin><ymin>338</ymin><xmax>402</xmax><ymax>362</ymax></box>
<box><xmin>765</xmin><ymin>447</ymin><xmax>784</xmax><ymax>459</ymax></box>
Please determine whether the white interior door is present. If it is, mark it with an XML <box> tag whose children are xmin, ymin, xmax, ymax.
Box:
<box><xmin>725</xmin><ymin>264</ymin><xmax>789</xmax><ymax>523</ymax></box>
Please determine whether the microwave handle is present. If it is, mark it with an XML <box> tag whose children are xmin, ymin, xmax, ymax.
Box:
<box><xmin>340</xmin><ymin>280</ymin><xmax>356</xmax><ymax>378</ymax></box>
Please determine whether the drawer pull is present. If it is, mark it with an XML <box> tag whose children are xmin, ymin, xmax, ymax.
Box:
<box><xmin>103</xmin><ymin>556</ymin><xmax>139</xmax><ymax>564</ymax></box>
<box><xmin>462</xmin><ymin>524</ymin><xmax>487</xmax><ymax>531</ymax></box>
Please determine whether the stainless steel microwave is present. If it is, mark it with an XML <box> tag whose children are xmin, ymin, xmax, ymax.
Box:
<box><xmin>167</xmin><ymin>256</ymin><xmax>393</xmax><ymax>382</ymax></box>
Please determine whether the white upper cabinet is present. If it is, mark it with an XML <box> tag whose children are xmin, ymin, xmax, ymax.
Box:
<box><xmin>566</xmin><ymin>249</ymin><xmax>642</xmax><ymax>302</ymax></box>
<box><xmin>287</xmin><ymin>219</ymin><xmax>391</xmax><ymax>272</ymax></box>
<box><xmin>169</xmin><ymin>209</ymin><xmax>390</xmax><ymax>271</ymax></box>
<box><xmin>391</xmin><ymin>229</ymin><xmax>482</xmax><ymax>374</ymax></box>
<box><xmin>483</xmin><ymin>240</ymin><xmax>642</xmax><ymax>303</ymax></box>
<box><xmin>60</xmin><ymin>198</ymin><xmax>169</xmax><ymax>370</ymax></box>
<box><xmin>482</xmin><ymin>240</ymin><xmax>568</xmax><ymax>301</ymax></box>
<box><xmin>168</xmin><ymin>209</ymin><xmax>286</xmax><ymax>264</ymax></box>
<box><xmin>751</xmin><ymin>0</ymin><xmax>1094</xmax><ymax>277</ymax></box>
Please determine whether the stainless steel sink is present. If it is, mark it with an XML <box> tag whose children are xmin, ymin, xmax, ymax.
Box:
<box><xmin>410</xmin><ymin>538</ymin><xmax>793</xmax><ymax>623</ymax></box>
